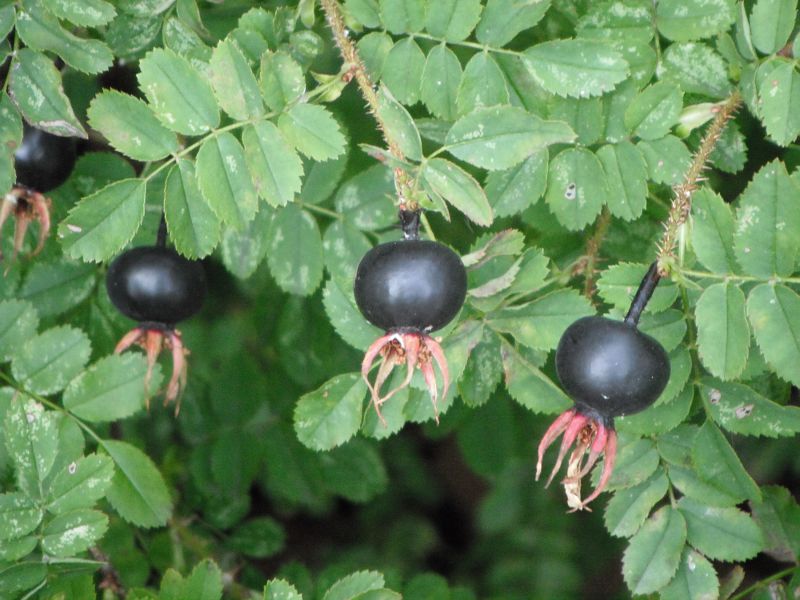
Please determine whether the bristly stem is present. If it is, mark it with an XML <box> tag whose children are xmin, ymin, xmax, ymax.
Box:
<box><xmin>624</xmin><ymin>262</ymin><xmax>661</xmax><ymax>326</ymax></box>
<box><xmin>319</xmin><ymin>0</ymin><xmax>417</xmax><ymax>210</ymax></box>
<box><xmin>156</xmin><ymin>212</ymin><xmax>167</xmax><ymax>248</ymax></box>
<box><xmin>578</xmin><ymin>207</ymin><xmax>611</xmax><ymax>302</ymax></box>
<box><xmin>656</xmin><ymin>90</ymin><xmax>742</xmax><ymax>275</ymax></box>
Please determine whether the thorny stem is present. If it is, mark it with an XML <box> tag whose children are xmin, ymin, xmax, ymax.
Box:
<box><xmin>656</xmin><ymin>91</ymin><xmax>742</xmax><ymax>275</ymax></box>
<box><xmin>577</xmin><ymin>208</ymin><xmax>611</xmax><ymax>302</ymax></box>
<box><xmin>319</xmin><ymin>0</ymin><xmax>418</xmax><ymax>211</ymax></box>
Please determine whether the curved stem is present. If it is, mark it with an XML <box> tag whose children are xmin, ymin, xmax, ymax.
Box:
<box><xmin>730</xmin><ymin>566</ymin><xmax>800</xmax><ymax>600</ymax></box>
<box><xmin>624</xmin><ymin>261</ymin><xmax>661</xmax><ymax>326</ymax></box>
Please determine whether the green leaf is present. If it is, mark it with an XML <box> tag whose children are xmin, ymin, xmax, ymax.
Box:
<box><xmin>322</xmin><ymin>221</ymin><xmax>372</xmax><ymax>287</ymax></box>
<box><xmin>523</xmin><ymin>39</ymin><xmax>628</xmax><ymax>98</ymax></box>
<box><xmin>278</xmin><ymin>104</ymin><xmax>346</xmax><ymax>162</ymax></box>
<box><xmin>379</xmin><ymin>0</ymin><xmax>425</xmax><ymax>33</ymax></box>
<box><xmin>446</xmin><ymin>106</ymin><xmax>575</xmax><ymax>171</ymax></box>
<box><xmin>333</xmin><ymin>164</ymin><xmax>397</xmax><ymax>230</ymax></box>
<box><xmin>544</xmin><ymin>147</ymin><xmax>608</xmax><ymax>230</ymax></box>
<box><xmin>41</xmin><ymin>508</ymin><xmax>108</xmax><ymax>556</ymax></box>
<box><xmin>420</xmin><ymin>44</ymin><xmax>462</xmax><ymax>121</ymax></box>
<box><xmin>425</xmin><ymin>0</ymin><xmax>481</xmax><ymax>41</ymax></box>
<box><xmin>4</xmin><ymin>396</ymin><xmax>59</xmax><ymax>497</ymax></box>
<box><xmin>656</xmin><ymin>0</ymin><xmax>735</xmax><ymax>41</ymax></box>
<box><xmin>678</xmin><ymin>496</ymin><xmax>764</xmax><ymax>561</ymax></box>
<box><xmin>266</xmin><ymin>203</ymin><xmax>323</xmax><ymax>296</ymax></box>
<box><xmin>176</xmin><ymin>559</ymin><xmax>224</xmax><ymax>600</ymax></box>
<box><xmin>63</xmin><ymin>354</ymin><xmax>156</xmax><ymax>422</ymax></box>
<box><xmin>622</xmin><ymin>506</ymin><xmax>686</xmax><ymax>595</ymax></box>
<box><xmin>597</xmin><ymin>141</ymin><xmax>648</xmax><ymax>221</ymax></box>
<box><xmin>165</xmin><ymin>159</ymin><xmax>221</xmax><ymax>258</ymax></box>
<box><xmin>102</xmin><ymin>439</ymin><xmax>172</xmax><ymax>528</ymax></box>
<box><xmin>692</xmin><ymin>420</ymin><xmax>761</xmax><ymax>502</ymax></box>
<box><xmin>617</xmin><ymin>380</ymin><xmax>693</xmax><ymax>436</ymax></box>
<box><xmin>422</xmin><ymin>158</ymin><xmax>493</xmax><ymax>227</ymax></box>
<box><xmin>750</xmin><ymin>485</ymin><xmax>800</xmax><ymax>563</ymax></box>
<box><xmin>45</xmin><ymin>454</ymin><xmax>114</xmax><ymax>514</ymax></box>
<box><xmin>747</xmin><ymin>284</ymin><xmax>800</xmax><ymax>386</ymax></box>
<box><xmin>320</xmin><ymin>439</ymin><xmax>388</xmax><ymax>502</ymax></box>
<box><xmin>12</xmin><ymin>326</ymin><xmax>90</xmax><ymax>396</ymax></box>
<box><xmin>750</xmin><ymin>0</ymin><xmax>798</xmax><ymax>54</ymax></box>
<box><xmin>597</xmin><ymin>262</ymin><xmax>678</xmax><ymax>313</ymax></box>
<box><xmin>637</xmin><ymin>135</ymin><xmax>691</xmax><ymax>185</ymax></box>
<box><xmin>476</xmin><ymin>0</ymin><xmax>550</xmax><ymax>47</ymax></box>
<box><xmin>259</xmin><ymin>51</ymin><xmax>305</xmax><ymax>111</ymax></box>
<box><xmin>456</xmin><ymin>52</ymin><xmax>509</xmax><ymax>116</ymax></box>
<box><xmin>228</xmin><ymin>517</ymin><xmax>285</xmax><ymax>558</ymax></box>
<box><xmin>700</xmin><ymin>379</ymin><xmax>800</xmax><ymax>437</ymax></box>
<box><xmin>695</xmin><ymin>283</ymin><xmax>749</xmax><ymax>380</ymax></box>
<box><xmin>734</xmin><ymin>161</ymin><xmax>800</xmax><ymax>277</ymax></box>
<box><xmin>757</xmin><ymin>60</ymin><xmax>800</xmax><ymax>146</ymax></box>
<box><xmin>381</xmin><ymin>37</ymin><xmax>425</xmax><ymax>105</ymax></box>
<box><xmin>487</xmin><ymin>289</ymin><xmax>594</xmax><ymax>351</ymax></box>
<box><xmin>0</xmin><ymin>493</ymin><xmax>42</xmax><ymax>541</ymax></box>
<box><xmin>264</xmin><ymin>579</ymin><xmax>302</xmax><ymax>600</ymax></box>
<box><xmin>603</xmin><ymin>437</ymin><xmax>660</xmax><ymax>490</ymax></box>
<box><xmin>501</xmin><ymin>340</ymin><xmax>571</xmax><ymax>414</ymax></box>
<box><xmin>0</xmin><ymin>563</ymin><xmax>47</xmax><ymax>595</ymax></box>
<box><xmin>345</xmin><ymin>0</ymin><xmax>381</xmax><ymax>27</ymax></box>
<box><xmin>294</xmin><ymin>372</ymin><xmax>367</xmax><ymax>451</ymax></box>
<box><xmin>59</xmin><ymin>179</ymin><xmax>147</xmax><ymax>262</ymax></box>
<box><xmin>660</xmin><ymin>549</ymin><xmax>720</xmax><ymax>600</ymax></box>
<box><xmin>17</xmin><ymin>259</ymin><xmax>94</xmax><ymax>320</ymax></box>
<box><xmin>486</xmin><ymin>150</ymin><xmax>548</xmax><ymax>218</ymax></box>
<box><xmin>357</xmin><ymin>32</ymin><xmax>393</xmax><ymax>80</ymax></box>
<box><xmin>0</xmin><ymin>300</ymin><xmax>38</xmax><ymax>363</ymax></box>
<box><xmin>243</xmin><ymin>121</ymin><xmax>303</xmax><ymax>207</ymax></box>
<box><xmin>220</xmin><ymin>211</ymin><xmax>271</xmax><ymax>279</ymax></box>
<box><xmin>196</xmin><ymin>132</ymin><xmax>258</xmax><ymax>230</ymax></box>
<box><xmin>209</xmin><ymin>39</ymin><xmax>264</xmax><ymax>120</ymax></box>
<box><xmin>604</xmin><ymin>470</ymin><xmax>669</xmax><ymax>538</ymax></box>
<box><xmin>87</xmin><ymin>91</ymin><xmax>179</xmax><ymax>161</ymax></box>
<box><xmin>376</xmin><ymin>86</ymin><xmax>422</xmax><ymax>161</ymax></box>
<box><xmin>323</xmin><ymin>278</ymin><xmax>382</xmax><ymax>351</ymax></box>
<box><xmin>106</xmin><ymin>13</ymin><xmax>162</xmax><ymax>60</ymax></box>
<box><xmin>0</xmin><ymin>536</ymin><xmax>37</xmax><ymax>562</ymax></box>
<box><xmin>9</xmin><ymin>49</ymin><xmax>86</xmax><ymax>137</ymax></box>
<box><xmin>691</xmin><ymin>187</ymin><xmax>737</xmax><ymax>273</ymax></box>
<box><xmin>324</xmin><ymin>571</ymin><xmax>385</xmax><ymax>600</ymax></box>
<box><xmin>659</xmin><ymin>42</ymin><xmax>731</xmax><ymax>98</ymax></box>
<box><xmin>138</xmin><ymin>48</ymin><xmax>219</xmax><ymax>135</ymax></box>
<box><xmin>16</xmin><ymin>2</ymin><xmax>113</xmax><ymax>74</ymax></box>
<box><xmin>624</xmin><ymin>81</ymin><xmax>683</xmax><ymax>140</ymax></box>
<box><xmin>42</xmin><ymin>0</ymin><xmax>116</xmax><ymax>26</ymax></box>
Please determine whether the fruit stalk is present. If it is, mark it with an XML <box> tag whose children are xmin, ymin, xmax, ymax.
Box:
<box><xmin>319</xmin><ymin>0</ymin><xmax>417</xmax><ymax>210</ymax></box>
<box><xmin>156</xmin><ymin>212</ymin><xmax>167</xmax><ymax>248</ymax></box>
<box><xmin>624</xmin><ymin>261</ymin><xmax>660</xmax><ymax>326</ymax></box>
<box><xmin>656</xmin><ymin>90</ymin><xmax>741</xmax><ymax>274</ymax></box>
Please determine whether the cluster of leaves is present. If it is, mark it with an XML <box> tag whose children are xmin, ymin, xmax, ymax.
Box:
<box><xmin>0</xmin><ymin>0</ymin><xmax>799</xmax><ymax>598</ymax></box>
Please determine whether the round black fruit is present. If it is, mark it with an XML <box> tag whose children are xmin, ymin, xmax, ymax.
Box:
<box><xmin>555</xmin><ymin>316</ymin><xmax>670</xmax><ymax>419</ymax></box>
<box><xmin>14</xmin><ymin>124</ymin><xmax>77</xmax><ymax>192</ymax></box>
<box><xmin>354</xmin><ymin>240</ymin><xmax>467</xmax><ymax>332</ymax></box>
<box><xmin>106</xmin><ymin>246</ymin><xmax>206</xmax><ymax>326</ymax></box>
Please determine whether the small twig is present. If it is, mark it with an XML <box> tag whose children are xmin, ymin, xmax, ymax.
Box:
<box><xmin>90</xmin><ymin>547</ymin><xmax>127</xmax><ymax>598</ymax></box>
<box><xmin>319</xmin><ymin>0</ymin><xmax>417</xmax><ymax>210</ymax></box>
<box><xmin>656</xmin><ymin>91</ymin><xmax>741</xmax><ymax>275</ymax></box>
<box><xmin>576</xmin><ymin>208</ymin><xmax>611</xmax><ymax>302</ymax></box>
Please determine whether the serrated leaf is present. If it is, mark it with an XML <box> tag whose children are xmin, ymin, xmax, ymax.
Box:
<box><xmin>0</xmin><ymin>493</ymin><xmax>42</xmax><ymax>541</ymax></box>
<box><xmin>45</xmin><ymin>454</ymin><xmax>114</xmax><ymax>514</ymax></box>
<box><xmin>243</xmin><ymin>121</ymin><xmax>303</xmax><ymax>207</ymax></box>
<box><xmin>420</xmin><ymin>44</ymin><xmax>462</xmax><ymax>122</ymax></box>
<box><xmin>658</xmin><ymin>42</ymin><xmax>732</xmax><ymax>98</ymax></box>
<box><xmin>696</xmin><ymin>283</ymin><xmax>749</xmax><ymax>380</ymax></box>
<box><xmin>425</xmin><ymin>0</ymin><xmax>481</xmax><ymax>41</ymax></box>
<box><xmin>660</xmin><ymin>548</ymin><xmax>720</xmax><ymax>600</ymax></box>
<box><xmin>602</xmin><ymin>437</ymin><xmax>660</xmax><ymax>490</ymax></box>
<box><xmin>757</xmin><ymin>60</ymin><xmax>800</xmax><ymax>146</ymax></box>
<box><xmin>357</xmin><ymin>32</ymin><xmax>393</xmax><ymax>80</ymax></box>
<box><xmin>9</xmin><ymin>49</ymin><xmax>86</xmax><ymax>137</ymax></box>
<box><xmin>476</xmin><ymin>0</ymin><xmax>550</xmax><ymax>47</ymax></box>
<box><xmin>266</xmin><ymin>204</ymin><xmax>323</xmax><ymax>296</ymax></box>
<box><xmin>42</xmin><ymin>0</ymin><xmax>116</xmax><ymax>26</ymax></box>
<box><xmin>63</xmin><ymin>354</ymin><xmax>157</xmax><ymax>422</ymax></box>
<box><xmin>747</xmin><ymin>284</ymin><xmax>800</xmax><ymax>386</ymax></box>
<box><xmin>0</xmin><ymin>300</ymin><xmax>39</xmax><ymax>363</ymax></box>
<box><xmin>12</xmin><ymin>326</ymin><xmax>90</xmax><ymax>395</ymax></box>
<box><xmin>376</xmin><ymin>86</ymin><xmax>421</xmax><ymax>161</ymax></box>
<box><xmin>41</xmin><ymin>508</ymin><xmax>108</xmax><ymax>556</ymax></box>
<box><xmin>196</xmin><ymin>133</ymin><xmax>258</xmax><ymax>229</ymax></box>
<box><xmin>604</xmin><ymin>470</ymin><xmax>669</xmax><ymax>538</ymax></box>
<box><xmin>501</xmin><ymin>340</ymin><xmax>571</xmax><ymax>414</ymax></box>
<box><xmin>486</xmin><ymin>150</ymin><xmax>548</xmax><ymax>218</ymax></box>
<box><xmin>4</xmin><ymin>397</ymin><xmax>58</xmax><ymax>496</ymax></box>
<box><xmin>16</xmin><ymin>2</ymin><xmax>113</xmax><ymax>74</ymax></box>
<box><xmin>381</xmin><ymin>37</ymin><xmax>425</xmax><ymax>105</ymax></box>
<box><xmin>209</xmin><ymin>40</ymin><xmax>264</xmax><ymax>121</ymax></box>
<box><xmin>622</xmin><ymin>506</ymin><xmax>686</xmax><ymax>595</ymax></box>
<box><xmin>596</xmin><ymin>141</ymin><xmax>647</xmax><ymax>221</ymax></box>
<box><xmin>523</xmin><ymin>39</ymin><xmax>628</xmax><ymax>98</ymax></box>
<box><xmin>322</xmin><ymin>220</ymin><xmax>372</xmax><ymax>287</ymax></box>
<box><xmin>637</xmin><ymin>135</ymin><xmax>691</xmax><ymax>184</ymax></box>
<box><xmin>446</xmin><ymin>105</ymin><xmax>575</xmax><ymax>171</ymax></box>
<box><xmin>544</xmin><ymin>147</ymin><xmax>608</xmax><ymax>230</ymax></box>
<box><xmin>264</xmin><ymin>579</ymin><xmax>302</xmax><ymax>600</ymax></box>
<box><xmin>624</xmin><ymin>81</ymin><xmax>683</xmax><ymax>140</ymax></box>
<box><xmin>750</xmin><ymin>485</ymin><xmax>800</xmax><ymax>563</ymax></box>
<box><xmin>0</xmin><ymin>535</ymin><xmax>37</xmax><ymax>562</ymax></box>
<box><xmin>324</xmin><ymin>570</ymin><xmax>385</xmax><ymax>600</ymax></box>
<box><xmin>617</xmin><ymin>382</ymin><xmax>693</xmax><ymax>437</ymax></box>
<box><xmin>597</xmin><ymin>262</ymin><xmax>678</xmax><ymax>313</ymax></box>
<box><xmin>323</xmin><ymin>278</ymin><xmax>382</xmax><ymax>351</ymax></box>
<box><xmin>422</xmin><ymin>158</ymin><xmax>493</xmax><ymax>226</ymax></box>
<box><xmin>678</xmin><ymin>496</ymin><xmax>764</xmax><ymax>561</ymax></box>
<box><xmin>102</xmin><ymin>439</ymin><xmax>172</xmax><ymax>528</ymax></box>
<box><xmin>456</xmin><ymin>52</ymin><xmax>509</xmax><ymax>116</ymax></box>
<box><xmin>692</xmin><ymin>420</ymin><xmax>761</xmax><ymax>502</ymax></box>
<box><xmin>138</xmin><ymin>48</ymin><xmax>219</xmax><ymax>135</ymax></box>
<box><xmin>750</xmin><ymin>0</ymin><xmax>798</xmax><ymax>54</ymax></box>
<box><xmin>294</xmin><ymin>373</ymin><xmax>367</xmax><ymax>451</ymax></box>
<box><xmin>691</xmin><ymin>187</ymin><xmax>737</xmax><ymax>273</ymax></box>
<box><xmin>59</xmin><ymin>178</ymin><xmax>146</xmax><ymax>262</ymax></box>
<box><xmin>0</xmin><ymin>562</ymin><xmax>47</xmax><ymax>594</ymax></box>
<box><xmin>333</xmin><ymin>164</ymin><xmax>397</xmax><ymax>230</ymax></box>
<box><xmin>106</xmin><ymin>12</ymin><xmax>162</xmax><ymax>60</ymax></box>
<box><xmin>165</xmin><ymin>159</ymin><xmax>221</xmax><ymax>258</ymax></box>
<box><xmin>656</xmin><ymin>0</ymin><xmax>735</xmax><ymax>42</ymax></box>
<box><xmin>220</xmin><ymin>208</ymin><xmax>272</xmax><ymax>279</ymax></box>
<box><xmin>87</xmin><ymin>91</ymin><xmax>179</xmax><ymax>161</ymax></box>
<box><xmin>259</xmin><ymin>51</ymin><xmax>305</xmax><ymax>111</ymax></box>
<box><xmin>379</xmin><ymin>0</ymin><xmax>425</xmax><ymax>33</ymax></box>
<box><xmin>14</xmin><ymin>261</ymin><xmax>90</xmax><ymax>319</ymax></box>
<box><xmin>346</xmin><ymin>0</ymin><xmax>381</xmax><ymax>27</ymax></box>
<box><xmin>161</xmin><ymin>559</ymin><xmax>223</xmax><ymax>600</ymax></box>
<box><xmin>278</xmin><ymin>104</ymin><xmax>346</xmax><ymax>162</ymax></box>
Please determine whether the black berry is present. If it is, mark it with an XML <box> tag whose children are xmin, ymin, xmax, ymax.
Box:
<box><xmin>14</xmin><ymin>124</ymin><xmax>77</xmax><ymax>193</ymax></box>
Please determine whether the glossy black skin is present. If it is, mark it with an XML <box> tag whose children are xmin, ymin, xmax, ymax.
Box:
<box><xmin>354</xmin><ymin>240</ymin><xmax>467</xmax><ymax>332</ymax></box>
<box><xmin>556</xmin><ymin>316</ymin><xmax>670</xmax><ymax>420</ymax></box>
<box><xmin>14</xmin><ymin>124</ymin><xmax>77</xmax><ymax>193</ymax></box>
<box><xmin>106</xmin><ymin>246</ymin><xmax>206</xmax><ymax>326</ymax></box>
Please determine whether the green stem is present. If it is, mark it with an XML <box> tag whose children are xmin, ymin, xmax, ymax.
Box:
<box><xmin>730</xmin><ymin>565</ymin><xmax>800</xmax><ymax>600</ymax></box>
<box><xmin>674</xmin><ymin>268</ymin><xmax>800</xmax><ymax>285</ymax></box>
<box><xmin>412</xmin><ymin>32</ymin><xmax>519</xmax><ymax>56</ymax></box>
<box><xmin>298</xmin><ymin>201</ymin><xmax>344</xmax><ymax>220</ymax></box>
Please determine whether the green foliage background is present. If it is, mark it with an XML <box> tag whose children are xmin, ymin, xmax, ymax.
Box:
<box><xmin>0</xmin><ymin>0</ymin><xmax>800</xmax><ymax>598</ymax></box>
